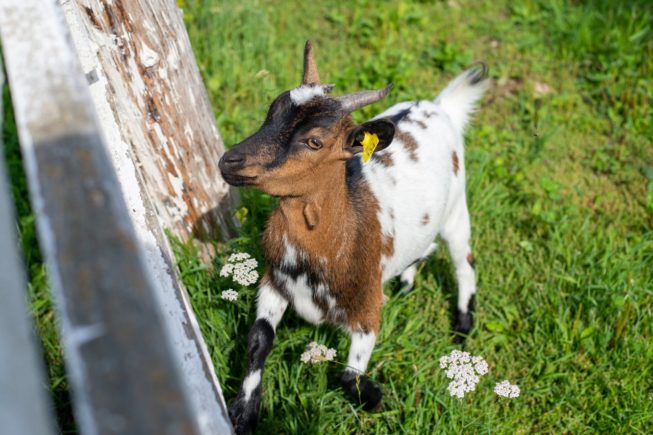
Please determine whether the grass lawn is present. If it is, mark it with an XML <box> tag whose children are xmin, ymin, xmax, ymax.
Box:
<box><xmin>4</xmin><ymin>0</ymin><xmax>653</xmax><ymax>433</ymax></box>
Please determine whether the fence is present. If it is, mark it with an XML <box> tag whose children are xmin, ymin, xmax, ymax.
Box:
<box><xmin>0</xmin><ymin>0</ymin><xmax>235</xmax><ymax>433</ymax></box>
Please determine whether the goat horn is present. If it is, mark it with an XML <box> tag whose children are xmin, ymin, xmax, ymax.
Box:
<box><xmin>336</xmin><ymin>84</ymin><xmax>393</xmax><ymax>113</ymax></box>
<box><xmin>303</xmin><ymin>40</ymin><xmax>320</xmax><ymax>85</ymax></box>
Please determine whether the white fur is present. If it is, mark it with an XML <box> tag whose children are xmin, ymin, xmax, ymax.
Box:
<box><xmin>276</xmin><ymin>237</ymin><xmax>325</xmax><ymax>323</ymax></box>
<box><xmin>242</xmin><ymin>369</ymin><xmax>261</xmax><ymax>402</ymax></box>
<box><xmin>282</xmin><ymin>235</ymin><xmax>298</xmax><ymax>267</ymax></box>
<box><xmin>422</xmin><ymin>242</ymin><xmax>438</xmax><ymax>258</ymax></box>
<box><xmin>289</xmin><ymin>85</ymin><xmax>326</xmax><ymax>105</ymax></box>
<box><xmin>256</xmin><ymin>284</ymin><xmax>288</xmax><ymax>330</ymax></box>
<box><xmin>434</xmin><ymin>67</ymin><xmax>490</xmax><ymax>132</ymax></box>
<box><xmin>399</xmin><ymin>265</ymin><xmax>417</xmax><ymax>287</ymax></box>
<box><xmin>364</xmin><ymin>66</ymin><xmax>485</xmax><ymax>307</ymax></box>
<box><xmin>442</xmin><ymin>197</ymin><xmax>476</xmax><ymax>312</ymax></box>
<box><xmin>367</xmin><ymin>99</ymin><xmax>456</xmax><ymax>282</ymax></box>
<box><xmin>274</xmin><ymin>270</ymin><xmax>324</xmax><ymax>324</ymax></box>
<box><xmin>346</xmin><ymin>332</ymin><xmax>376</xmax><ymax>374</ymax></box>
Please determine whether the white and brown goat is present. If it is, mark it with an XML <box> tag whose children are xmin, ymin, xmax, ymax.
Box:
<box><xmin>219</xmin><ymin>41</ymin><xmax>489</xmax><ymax>434</ymax></box>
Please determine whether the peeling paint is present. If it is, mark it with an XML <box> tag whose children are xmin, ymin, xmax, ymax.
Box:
<box><xmin>140</xmin><ymin>41</ymin><xmax>159</xmax><ymax>68</ymax></box>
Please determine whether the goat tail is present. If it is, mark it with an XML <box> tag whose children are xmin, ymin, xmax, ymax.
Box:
<box><xmin>434</xmin><ymin>63</ymin><xmax>490</xmax><ymax>133</ymax></box>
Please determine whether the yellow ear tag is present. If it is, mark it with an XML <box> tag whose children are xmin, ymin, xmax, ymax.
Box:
<box><xmin>361</xmin><ymin>131</ymin><xmax>380</xmax><ymax>163</ymax></box>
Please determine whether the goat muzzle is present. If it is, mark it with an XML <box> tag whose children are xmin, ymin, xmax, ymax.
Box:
<box><xmin>219</xmin><ymin>151</ymin><xmax>258</xmax><ymax>186</ymax></box>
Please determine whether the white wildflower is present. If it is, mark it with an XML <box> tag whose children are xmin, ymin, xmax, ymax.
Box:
<box><xmin>220</xmin><ymin>252</ymin><xmax>259</xmax><ymax>286</ymax></box>
<box><xmin>472</xmin><ymin>356</ymin><xmax>489</xmax><ymax>375</ymax></box>
<box><xmin>300</xmin><ymin>341</ymin><xmax>337</xmax><ymax>364</ymax></box>
<box><xmin>448</xmin><ymin>380</ymin><xmax>466</xmax><ymax>398</ymax></box>
<box><xmin>324</xmin><ymin>347</ymin><xmax>337</xmax><ymax>361</ymax></box>
<box><xmin>221</xmin><ymin>289</ymin><xmax>238</xmax><ymax>302</ymax></box>
<box><xmin>219</xmin><ymin>263</ymin><xmax>234</xmax><ymax>277</ymax></box>
<box><xmin>494</xmin><ymin>380</ymin><xmax>520</xmax><ymax>398</ymax></box>
<box><xmin>300</xmin><ymin>352</ymin><xmax>311</xmax><ymax>364</ymax></box>
<box><xmin>439</xmin><ymin>350</ymin><xmax>489</xmax><ymax>398</ymax></box>
<box><xmin>228</xmin><ymin>252</ymin><xmax>251</xmax><ymax>262</ymax></box>
<box><xmin>449</xmin><ymin>349</ymin><xmax>471</xmax><ymax>364</ymax></box>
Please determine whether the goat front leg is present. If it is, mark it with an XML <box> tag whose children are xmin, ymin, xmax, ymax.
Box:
<box><xmin>341</xmin><ymin>299</ymin><xmax>383</xmax><ymax>410</ymax></box>
<box><xmin>230</xmin><ymin>282</ymin><xmax>288</xmax><ymax>435</ymax></box>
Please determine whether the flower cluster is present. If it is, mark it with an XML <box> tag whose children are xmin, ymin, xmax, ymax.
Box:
<box><xmin>300</xmin><ymin>342</ymin><xmax>337</xmax><ymax>364</ymax></box>
<box><xmin>221</xmin><ymin>289</ymin><xmax>238</xmax><ymax>302</ymax></box>
<box><xmin>439</xmin><ymin>350</ymin><xmax>489</xmax><ymax>398</ymax></box>
<box><xmin>439</xmin><ymin>350</ymin><xmax>521</xmax><ymax>399</ymax></box>
<box><xmin>494</xmin><ymin>380</ymin><xmax>520</xmax><ymax>398</ymax></box>
<box><xmin>219</xmin><ymin>252</ymin><xmax>259</xmax><ymax>286</ymax></box>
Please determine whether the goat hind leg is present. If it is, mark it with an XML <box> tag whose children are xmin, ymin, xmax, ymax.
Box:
<box><xmin>399</xmin><ymin>242</ymin><xmax>437</xmax><ymax>294</ymax></box>
<box><xmin>442</xmin><ymin>202</ymin><xmax>476</xmax><ymax>343</ymax></box>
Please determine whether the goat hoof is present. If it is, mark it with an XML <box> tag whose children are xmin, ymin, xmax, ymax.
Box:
<box><xmin>341</xmin><ymin>371</ymin><xmax>383</xmax><ymax>411</ymax></box>
<box><xmin>229</xmin><ymin>393</ymin><xmax>259</xmax><ymax>435</ymax></box>
<box><xmin>453</xmin><ymin>309</ymin><xmax>473</xmax><ymax>343</ymax></box>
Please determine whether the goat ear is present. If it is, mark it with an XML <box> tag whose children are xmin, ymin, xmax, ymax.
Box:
<box><xmin>344</xmin><ymin>118</ymin><xmax>395</xmax><ymax>157</ymax></box>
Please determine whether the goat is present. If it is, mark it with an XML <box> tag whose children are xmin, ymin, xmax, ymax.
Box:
<box><xmin>219</xmin><ymin>41</ymin><xmax>489</xmax><ymax>434</ymax></box>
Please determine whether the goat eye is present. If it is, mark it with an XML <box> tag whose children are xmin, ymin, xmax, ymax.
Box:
<box><xmin>307</xmin><ymin>138</ymin><xmax>323</xmax><ymax>150</ymax></box>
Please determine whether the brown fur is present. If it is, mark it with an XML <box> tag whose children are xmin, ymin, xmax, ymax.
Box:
<box><xmin>452</xmin><ymin>151</ymin><xmax>460</xmax><ymax>175</ymax></box>
<box><xmin>395</xmin><ymin>130</ymin><xmax>418</xmax><ymax>162</ymax></box>
<box><xmin>467</xmin><ymin>252</ymin><xmax>476</xmax><ymax>269</ymax></box>
<box><xmin>244</xmin><ymin>112</ymin><xmax>389</xmax><ymax>334</ymax></box>
<box><xmin>372</xmin><ymin>152</ymin><xmax>394</xmax><ymax>167</ymax></box>
<box><xmin>249</xmin><ymin>117</ymin><xmax>357</xmax><ymax>196</ymax></box>
<box><xmin>303</xmin><ymin>202</ymin><xmax>321</xmax><ymax>229</ymax></box>
<box><xmin>406</xmin><ymin>116</ymin><xmax>428</xmax><ymax>129</ymax></box>
<box><xmin>263</xmin><ymin>161</ymin><xmax>385</xmax><ymax>333</ymax></box>
<box><xmin>222</xmin><ymin>44</ymin><xmax>396</xmax><ymax>334</ymax></box>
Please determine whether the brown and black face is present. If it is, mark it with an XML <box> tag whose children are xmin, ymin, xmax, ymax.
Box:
<box><xmin>218</xmin><ymin>88</ymin><xmax>395</xmax><ymax>196</ymax></box>
<box><xmin>219</xmin><ymin>41</ymin><xmax>395</xmax><ymax>197</ymax></box>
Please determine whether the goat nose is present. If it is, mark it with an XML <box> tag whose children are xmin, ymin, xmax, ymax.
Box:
<box><xmin>220</xmin><ymin>152</ymin><xmax>245</xmax><ymax>171</ymax></box>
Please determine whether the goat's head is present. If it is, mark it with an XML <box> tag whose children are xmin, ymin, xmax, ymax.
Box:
<box><xmin>219</xmin><ymin>41</ymin><xmax>395</xmax><ymax>197</ymax></box>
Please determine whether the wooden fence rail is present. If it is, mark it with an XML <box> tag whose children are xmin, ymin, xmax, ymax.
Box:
<box><xmin>0</xmin><ymin>0</ymin><xmax>234</xmax><ymax>433</ymax></box>
<box><xmin>0</xmin><ymin>59</ymin><xmax>57</xmax><ymax>435</ymax></box>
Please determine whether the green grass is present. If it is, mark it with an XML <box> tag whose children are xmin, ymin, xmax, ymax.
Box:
<box><xmin>180</xmin><ymin>0</ymin><xmax>653</xmax><ymax>432</ymax></box>
<box><xmin>5</xmin><ymin>0</ymin><xmax>653</xmax><ymax>433</ymax></box>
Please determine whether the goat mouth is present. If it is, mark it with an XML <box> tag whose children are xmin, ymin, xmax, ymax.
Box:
<box><xmin>222</xmin><ymin>173</ymin><xmax>258</xmax><ymax>187</ymax></box>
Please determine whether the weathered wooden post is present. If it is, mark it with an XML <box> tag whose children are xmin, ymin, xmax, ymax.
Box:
<box><xmin>0</xmin><ymin>58</ymin><xmax>57</xmax><ymax>435</ymax></box>
<box><xmin>0</xmin><ymin>0</ymin><xmax>233</xmax><ymax>433</ymax></box>
<box><xmin>62</xmin><ymin>0</ymin><xmax>238</xmax><ymax>244</ymax></box>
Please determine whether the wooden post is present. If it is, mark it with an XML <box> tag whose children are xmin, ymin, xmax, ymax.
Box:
<box><xmin>0</xmin><ymin>0</ymin><xmax>232</xmax><ymax>433</ymax></box>
<box><xmin>0</xmin><ymin>57</ymin><xmax>57</xmax><ymax>435</ymax></box>
<box><xmin>61</xmin><ymin>2</ymin><xmax>235</xmax><ymax>432</ymax></box>
<box><xmin>61</xmin><ymin>0</ymin><xmax>239</xmax><ymax>245</ymax></box>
